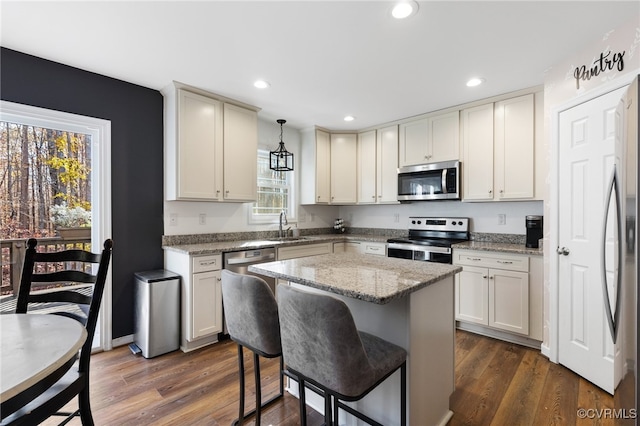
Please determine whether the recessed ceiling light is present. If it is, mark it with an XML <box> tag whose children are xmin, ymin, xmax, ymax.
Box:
<box><xmin>466</xmin><ymin>77</ymin><xmax>485</xmax><ymax>87</ymax></box>
<box><xmin>344</xmin><ymin>115</ymin><xmax>355</xmax><ymax>122</ymax></box>
<box><xmin>391</xmin><ymin>1</ymin><xmax>418</xmax><ymax>19</ymax></box>
<box><xmin>254</xmin><ymin>80</ymin><xmax>270</xmax><ymax>89</ymax></box>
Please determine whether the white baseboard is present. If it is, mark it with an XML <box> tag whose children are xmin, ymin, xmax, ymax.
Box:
<box><xmin>540</xmin><ymin>343</ymin><xmax>551</xmax><ymax>359</ymax></box>
<box><xmin>112</xmin><ymin>334</ymin><xmax>134</xmax><ymax>348</ymax></box>
<box><xmin>456</xmin><ymin>322</ymin><xmax>542</xmax><ymax>350</ymax></box>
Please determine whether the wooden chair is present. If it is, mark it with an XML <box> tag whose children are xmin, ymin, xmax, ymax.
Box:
<box><xmin>1</xmin><ymin>238</ymin><xmax>113</xmax><ymax>426</ymax></box>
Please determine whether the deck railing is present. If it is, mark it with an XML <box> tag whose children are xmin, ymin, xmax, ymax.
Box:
<box><xmin>0</xmin><ymin>237</ymin><xmax>92</xmax><ymax>297</ymax></box>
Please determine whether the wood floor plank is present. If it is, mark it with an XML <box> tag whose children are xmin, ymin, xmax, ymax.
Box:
<box><xmin>490</xmin><ymin>349</ymin><xmax>550</xmax><ymax>426</ymax></box>
<box><xmin>533</xmin><ymin>359</ymin><xmax>580</xmax><ymax>425</ymax></box>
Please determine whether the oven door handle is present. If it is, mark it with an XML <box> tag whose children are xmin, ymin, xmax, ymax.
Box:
<box><xmin>387</xmin><ymin>243</ymin><xmax>451</xmax><ymax>254</ymax></box>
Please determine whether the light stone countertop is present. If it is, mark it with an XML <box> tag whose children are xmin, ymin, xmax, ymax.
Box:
<box><xmin>454</xmin><ymin>240</ymin><xmax>544</xmax><ymax>256</ymax></box>
<box><xmin>162</xmin><ymin>234</ymin><xmax>388</xmax><ymax>255</ymax></box>
<box><xmin>249</xmin><ymin>253</ymin><xmax>461</xmax><ymax>304</ymax></box>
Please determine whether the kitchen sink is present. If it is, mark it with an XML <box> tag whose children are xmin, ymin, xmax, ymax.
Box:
<box><xmin>266</xmin><ymin>236</ymin><xmax>311</xmax><ymax>242</ymax></box>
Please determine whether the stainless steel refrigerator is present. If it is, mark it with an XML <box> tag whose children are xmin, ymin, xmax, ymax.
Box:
<box><xmin>612</xmin><ymin>75</ymin><xmax>638</xmax><ymax>424</ymax></box>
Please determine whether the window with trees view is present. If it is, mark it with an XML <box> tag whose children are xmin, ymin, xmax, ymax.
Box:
<box><xmin>0</xmin><ymin>121</ymin><xmax>92</xmax><ymax>239</ymax></box>
<box><xmin>252</xmin><ymin>149</ymin><xmax>294</xmax><ymax>221</ymax></box>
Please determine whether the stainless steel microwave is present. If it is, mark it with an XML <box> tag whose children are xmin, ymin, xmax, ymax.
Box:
<box><xmin>397</xmin><ymin>160</ymin><xmax>461</xmax><ymax>201</ymax></box>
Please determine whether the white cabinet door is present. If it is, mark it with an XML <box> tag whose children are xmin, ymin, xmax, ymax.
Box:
<box><xmin>191</xmin><ymin>270</ymin><xmax>222</xmax><ymax>339</ymax></box>
<box><xmin>330</xmin><ymin>134</ymin><xmax>357</xmax><ymax>204</ymax></box>
<box><xmin>175</xmin><ymin>89</ymin><xmax>223</xmax><ymax>200</ymax></box>
<box><xmin>455</xmin><ymin>265</ymin><xmax>489</xmax><ymax>325</ymax></box>
<box><xmin>494</xmin><ymin>94</ymin><xmax>534</xmax><ymax>200</ymax></box>
<box><xmin>377</xmin><ymin>125</ymin><xmax>399</xmax><ymax>203</ymax></box>
<box><xmin>462</xmin><ymin>103</ymin><xmax>494</xmax><ymax>200</ymax></box>
<box><xmin>488</xmin><ymin>269</ymin><xmax>529</xmax><ymax>335</ymax></box>
<box><xmin>429</xmin><ymin>111</ymin><xmax>460</xmax><ymax>163</ymax></box>
<box><xmin>315</xmin><ymin>130</ymin><xmax>331</xmax><ymax>203</ymax></box>
<box><xmin>357</xmin><ymin>130</ymin><xmax>377</xmax><ymax>204</ymax></box>
<box><xmin>399</xmin><ymin>118</ymin><xmax>429</xmax><ymax>167</ymax></box>
<box><xmin>223</xmin><ymin>103</ymin><xmax>257</xmax><ymax>201</ymax></box>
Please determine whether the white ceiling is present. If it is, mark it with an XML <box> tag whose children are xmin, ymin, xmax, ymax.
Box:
<box><xmin>1</xmin><ymin>1</ymin><xmax>638</xmax><ymax>131</ymax></box>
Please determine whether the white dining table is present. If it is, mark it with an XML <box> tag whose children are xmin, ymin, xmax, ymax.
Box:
<box><xmin>0</xmin><ymin>314</ymin><xmax>87</xmax><ymax>402</ymax></box>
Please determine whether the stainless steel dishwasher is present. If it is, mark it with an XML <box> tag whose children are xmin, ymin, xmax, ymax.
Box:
<box><xmin>223</xmin><ymin>247</ymin><xmax>277</xmax><ymax>293</ymax></box>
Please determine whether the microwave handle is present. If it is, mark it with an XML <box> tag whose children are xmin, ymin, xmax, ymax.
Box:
<box><xmin>442</xmin><ymin>169</ymin><xmax>448</xmax><ymax>194</ymax></box>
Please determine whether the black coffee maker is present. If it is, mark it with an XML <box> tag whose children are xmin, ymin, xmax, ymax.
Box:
<box><xmin>526</xmin><ymin>215</ymin><xmax>543</xmax><ymax>248</ymax></box>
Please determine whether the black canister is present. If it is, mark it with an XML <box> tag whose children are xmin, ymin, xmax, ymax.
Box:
<box><xmin>525</xmin><ymin>215</ymin><xmax>543</xmax><ymax>248</ymax></box>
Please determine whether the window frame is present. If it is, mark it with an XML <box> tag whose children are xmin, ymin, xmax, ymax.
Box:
<box><xmin>250</xmin><ymin>148</ymin><xmax>296</xmax><ymax>224</ymax></box>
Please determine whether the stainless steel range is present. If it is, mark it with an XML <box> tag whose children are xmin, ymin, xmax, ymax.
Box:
<box><xmin>387</xmin><ymin>217</ymin><xmax>469</xmax><ymax>263</ymax></box>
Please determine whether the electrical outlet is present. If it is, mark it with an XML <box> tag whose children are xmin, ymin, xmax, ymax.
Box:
<box><xmin>498</xmin><ymin>213</ymin><xmax>506</xmax><ymax>225</ymax></box>
<box><xmin>169</xmin><ymin>213</ymin><xmax>178</xmax><ymax>226</ymax></box>
<box><xmin>199</xmin><ymin>213</ymin><xmax>206</xmax><ymax>225</ymax></box>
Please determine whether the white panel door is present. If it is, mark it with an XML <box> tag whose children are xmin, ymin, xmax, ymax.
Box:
<box><xmin>330</xmin><ymin>133</ymin><xmax>357</xmax><ymax>204</ymax></box>
<box><xmin>461</xmin><ymin>103</ymin><xmax>494</xmax><ymax>200</ymax></box>
<box><xmin>558</xmin><ymin>87</ymin><xmax>625</xmax><ymax>394</ymax></box>
<box><xmin>455</xmin><ymin>266</ymin><xmax>488</xmax><ymax>325</ymax></box>
<box><xmin>488</xmin><ymin>269</ymin><xmax>529</xmax><ymax>335</ymax></box>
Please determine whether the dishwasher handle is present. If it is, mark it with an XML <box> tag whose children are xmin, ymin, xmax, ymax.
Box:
<box><xmin>225</xmin><ymin>253</ymin><xmax>276</xmax><ymax>265</ymax></box>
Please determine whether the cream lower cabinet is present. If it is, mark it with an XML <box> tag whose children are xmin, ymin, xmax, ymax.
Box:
<box><xmin>454</xmin><ymin>249</ymin><xmax>542</xmax><ymax>340</ymax></box>
<box><xmin>333</xmin><ymin>241</ymin><xmax>386</xmax><ymax>256</ymax></box>
<box><xmin>165</xmin><ymin>251</ymin><xmax>223</xmax><ymax>352</ymax></box>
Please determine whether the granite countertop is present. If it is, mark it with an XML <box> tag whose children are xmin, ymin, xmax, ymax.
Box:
<box><xmin>249</xmin><ymin>253</ymin><xmax>461</xmax><ymax>304</ymax></box>
<box><xmin>162</xmin><ymin>234</ymin><xmax>388</xmax><ymax>255</ymax></box>
<box><xmin>454</xmin><ymin>241</ymin><xmax>543</xmax><ymax>256</ymax></box>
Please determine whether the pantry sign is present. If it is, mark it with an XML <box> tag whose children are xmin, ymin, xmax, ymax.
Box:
<box><xmin>574</xmin><ymin>50</ymin><xmax>625</xmax><ymax>90</ymax></box>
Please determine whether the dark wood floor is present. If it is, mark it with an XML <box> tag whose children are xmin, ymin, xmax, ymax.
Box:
<box><xmin>44</xmin><ymin>330</ymin><xmax>613</xmax><ymax>425</ymax></box>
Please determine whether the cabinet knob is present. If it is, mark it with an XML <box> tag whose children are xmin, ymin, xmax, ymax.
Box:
<box><xmin>489</xmin><ymin>276</ymin><xmax>494</xmax><ymax>280</ymax></box>
<box><xmin>488</xmin><ymin>189</ymin><xmax>493</xmax><ymax>194</ymax></box>
<box><xmin>483</xmin><ymin>275</ymin><xmax>488</xmax><ymax>279</ymax></box>
<box><xmin>372</xmin><ymin>195</ymin><xmax>376</xmax><ymax>199</ymax></box>
<box><xmin>377</xmin><ymin>195</ymin><xmax>382</xmax><ymax>198</ymax></box>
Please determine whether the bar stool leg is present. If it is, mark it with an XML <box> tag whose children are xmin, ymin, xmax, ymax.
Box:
<box><xmin>323</xmin><ymin>391</ymin><xmax>332</xmax><ymax>426</ymax></box>
<box><xmin>401</xmin><ymin>362</ymin><xmax>407</xmax><ymax>426</ymax></box>
<box><xmin>237</xmin><ymin>345</ymin><xmax>245</xmax><ymax>426</ymax></box>
<box><xmin>298</xmin><ymin>377</ymin><xmax>307</xmax><ymax>426</ymax></box>
<box><xmin>254</xmin><ymin>352</ymin><xmax>261</xmax><ymax>426</ymax></box>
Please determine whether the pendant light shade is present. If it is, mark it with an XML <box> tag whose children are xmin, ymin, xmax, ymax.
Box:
<box><xmin>270</xmin><ymin>119</ymin><xmax>294</xmax><ymax>171</ymax></box>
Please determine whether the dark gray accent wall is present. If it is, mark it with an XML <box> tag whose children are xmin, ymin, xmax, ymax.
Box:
<box><xmin>1</xmin><ymin>47</ymin><xmax>164</xmax><ymax>339</ymax></box>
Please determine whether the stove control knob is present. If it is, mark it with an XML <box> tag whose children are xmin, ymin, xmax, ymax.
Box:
<box><xmin>417</xmin><ymin>220</ymin><xmax>422</xmax><ymax>224</ymax></box>
<box><xmin>411</xmin><ymin>220</ymin><xmax>416</xmax><ymax>224</ymax></box>
<box><xmin>451</xmin><ymin>221</ymin><xmax>456</xmax><ymax>226</ymax></box>
<box><xmin>458</xmin><ymin>221</ymin><xmax>463</xmax><ymax>226</ymax></box>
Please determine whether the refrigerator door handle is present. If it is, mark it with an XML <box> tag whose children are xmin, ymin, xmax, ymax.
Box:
<box><xmin>601</xmin><ymin>164</ymin><xmax>623</xmax><ymax>344</ymax></box>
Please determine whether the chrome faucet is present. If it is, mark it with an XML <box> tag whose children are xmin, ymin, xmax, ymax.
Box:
<box><xmin>279</xmin><ymin>210</ymin><xmax>288</xmax><ymax>238</ymax></box>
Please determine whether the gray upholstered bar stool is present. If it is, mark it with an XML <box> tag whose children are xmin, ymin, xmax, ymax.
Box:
<box><xmin>220</xmin><ymin>270</ymin><xmax>284</xmax><ymax>426</ymax></box>
<box><xmin>277</xmin><ymin>284</ymin><xmax>407</xmax><ymax>426</ymax></box>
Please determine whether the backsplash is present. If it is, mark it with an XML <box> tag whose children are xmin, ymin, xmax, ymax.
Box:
<box><xmin>470</xmin><ymin>232</ymin><xmax>526</xmax><ymax>245</ymax></box>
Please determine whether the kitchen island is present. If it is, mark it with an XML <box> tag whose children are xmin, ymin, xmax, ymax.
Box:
<box><xmin>250</xmin><ymin>253</ymin><xmax>461</xmax><ymax>426</ymax></box>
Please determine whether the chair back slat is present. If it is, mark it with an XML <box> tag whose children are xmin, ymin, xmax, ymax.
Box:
<box><xmin>33</xmin><ymin>249</ymin><xmax>101</xmax><ymax>264</ymax></box>
<box><xmin>31</xmin><ymin>270</ymin><xmax>97</xmax><ymax>285</ymax></box>
<box><xmin>28</xmin><ymin>290</ymin><xmax>92</xmax><ymax>307</ymax></box>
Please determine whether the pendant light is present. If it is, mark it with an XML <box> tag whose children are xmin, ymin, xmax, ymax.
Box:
<box><xmin>270</xmin><ymin>119</ymin><xmax>294</xmax><ymax>171</ymax></box>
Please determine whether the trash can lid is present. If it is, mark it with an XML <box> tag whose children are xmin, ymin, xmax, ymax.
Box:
<box><xmin>134</xmin><ymin>270</ymin><xmax>180</xmax><ymax>283</ymax></box>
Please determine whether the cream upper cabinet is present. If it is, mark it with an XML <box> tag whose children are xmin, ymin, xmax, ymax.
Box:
<box><xmin>377</xmin><ymin>125</ymin><xmax>399</xmax><ymax>203</ymax></box>
<box><xmin>222</xmin><ymin>103</ymin><xmax>257</xmax><ymax>201</ymax></box>
<box><xmin>166</xmin><ymin>89</ymin><xmax>223</xmax><ymax>200</ymax></box>
<box><xmin>399</xmin><ymin>111</ymin><xmax>459</xmax><ymax>167</ymax></box>
<box><xmin>330</xmin><ymin>133</ymin><xmax>357</xmax><ymax>204</ymax></box>
<box><xmin>494</xmin><ymin>94</ymin><xmax>534</xmax><ymax>200</ymax></box>
<box><xmin>357</xmin><ymin>130</ymin><xmax>377</xmax><ymax>203</ymax></box>
<box><xmin>300</xmin><ymin>129</ymin><xmax>331</xmax><ymax>204</ymax></box>
<box><xmin>357</xmin><ymin>126</ymin><xmax>399</xmax><ymax>204</ymax></box>
<box><xmin>163</xmin><ymin>83</ymin><xmax>259</xmax><ymax>202</ymax></box>
<box><xmin>461</xmin><ymin>103</ymin><xmax>495</xmax><ymax>201</ymax></box>
<box><xmin>462</xmin><ymin>92</ymin><xmax>539</xmax><ymax>202</ymax></box>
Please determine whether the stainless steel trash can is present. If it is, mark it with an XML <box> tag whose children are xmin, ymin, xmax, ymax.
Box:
<box><xmin>134</xmin><ymin>270</ymin><xmax>180</xmax><ymax>358</ymax></box>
